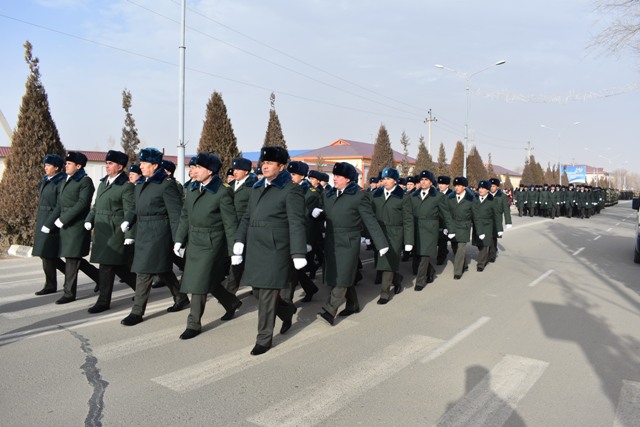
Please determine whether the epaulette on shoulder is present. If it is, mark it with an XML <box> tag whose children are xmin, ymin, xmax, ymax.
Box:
<box><xmin>309</xmin><ymin>188</ymin><xmax>316</xmax><ymax>192</ymax></box>
<box><xmin>223</xmin><ymin>183</ymin><xmax>231</xmax><ymax>188</ymax></box>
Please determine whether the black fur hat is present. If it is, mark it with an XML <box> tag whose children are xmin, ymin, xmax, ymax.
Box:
<box><xmin>43</xmin><ymin>154</ymin><xmax>63</xmax><ymax>169</ymax></box>
<box><xmin>419</xmin><ymin>170</ymin><xmax>436</xmax><ymax>183</ymax></box>
<box><xmin>106</xmin><ymin>150</ymin><xmax>129</xmax><ymax>167</ymax></box>
<box><xmin>489</xmin><ymin>178</ymin><xmax>501</xmax><ymax>187</ymax></box>
<box><xmin>453</xmin><ymin>176</ymin><xmax>468</xmax><ymax>187</ymax></box>
<box><xmin>287</xmin><ymin>161</ymin><xmax>309</xmax><ymax>177</ymax></box>
<box><xmin>259</xmin><ymin>146</ymin><xmax>289</xmax><ymax>165</ymax></box>
<box><xmin>478</xmin><ymin>180</ymin><xmax>491</xmax><ymax>190</ymax></box>
<box><xmin>437</xmin><ymin>175</ymin><xmax>451</xmax><ymax>185</ymax></box>
<box><xmin>332</xmin><ymin>162</ymin><xmax>357</xmax><ymax>182</ymax></box>
<box><xmin>195</xmin><ymin>153</ymin><xmax>222</xmax><ymax>173</ymax></box>
<box><xmin>232</xmin><ymin>157</ymin><xmax>252</xmax><ymax>171</ymax></box>
<box><xmin>308</xmin><ymin>170</ymin><xmax>323</xmax><ymax>180</ymax></box>
<box><xmin>139</xmin><ymin>148</ymin><xmax>163</xmax><ymax>164</ymax></box>
<box><xmin>66</xmin><ymin>151</ymin><xmax>87</xmax><ymax>167</ymax></box>
<box><xmin>129</xmin><ymin>164</ymin><xmax>142</xmax><ymax>175</ymax></box>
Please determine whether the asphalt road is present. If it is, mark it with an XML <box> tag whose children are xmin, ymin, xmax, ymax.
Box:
<box><xmin>1</xmin><ymin>201</ymin><xmax>639</xmax><ymax>426</ymax></box>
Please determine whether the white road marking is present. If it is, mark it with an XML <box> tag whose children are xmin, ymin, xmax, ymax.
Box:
<box><xmin>572</xmin><ymin>247</ymin><xmax>585</xmax><ymax>256</ymax></box>
<box><xmin>594</xmin><ymin>235</ymin><xmax>601</xmax><ymax>241</ymax></box>
<box><xmin>435</xmin><ymin>354</ymin><xmax>548</xmax><ymax>427</ymax></box>
<box><xmin>152</xmin><ymin>319</ymin><xmax>358</xmax><ymax>393</ymax></box>
<box><xmin>528</xmin><ymin>270</ymin><xmax>554</xmax><ymax>287</ymax></box>
<box><xmin>247</xmin><ymin>334</ymin><xmax>444</xmax><ymax>427</ymax></box>
<box><xmin>606</xmin><ymin>228</ymin><xmax>613</xmax><ymax>232</ymax></box>
<box><xmin>94</xmin><ymin>311</ymin><xmax>258</xmax><ymax>361</ymax></box>
<box><xmin>421</xmin><ymin>316</ymin><xmax>491</xmax><ymax>364</ymax></box>
<box><xmin>613</xmin><ymin>380</ymin><xmax>640</xmax><ymax>427</ymax></box>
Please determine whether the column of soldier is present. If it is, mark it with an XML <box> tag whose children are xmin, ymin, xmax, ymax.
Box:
<box><xmin>33</xmin><ymin>146</ymin><xmax>511</xmax><ymax>356</ymax></box>
<box><xmin>512</xmin><ymin>183</ymin><xmax>605</xmax><ymax>220</ymax></box>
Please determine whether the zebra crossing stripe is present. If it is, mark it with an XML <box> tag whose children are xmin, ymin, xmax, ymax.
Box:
<box><xmin>246</xmin><ymin>334</ymin><xmax>444</xmax><ymax>427</ymax></box>
<box><xmin>613</xmin><ymin>380</ymin><xmax>640</xmax><ymax>427</ymax></box>
<box><xmin>151</xmin><ymin>319</ymin><xmax>358</xmax><ymax>393</ymax></box>
<box><xmin>421</xmin><ymin>316</ymin><xmax>491</xmax><ymax>364</ymax></box>
<box><xmin>435</xmin><ymin>354</ymin><xmax>548</xmax><ymax>427</ymax></box>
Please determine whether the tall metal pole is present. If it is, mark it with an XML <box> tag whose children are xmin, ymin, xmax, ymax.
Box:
<box><xmin>177</xmin><ymin>0</ymin><xmax>187</xmax><ymax>183</ymax></box>
<box><xmin>463</xmin><ymin>79</ymin><xmax>470</xmax><ymax>177</ymax></box>
<box><xmin>425</xmin><ymin>108</ymin><xmax>437</xmax><ymax>156</ymax></box>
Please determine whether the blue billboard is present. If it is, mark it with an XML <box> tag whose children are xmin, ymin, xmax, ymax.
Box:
<box><xmin>565</xmin><ymin>165</ymin><xmax>587</xmax><ymax>184</ymax></box>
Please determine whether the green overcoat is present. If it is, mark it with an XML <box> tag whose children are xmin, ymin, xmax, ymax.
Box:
<box><xmin>235</xmin><ymin>170</ymin><xmax>306</xmax><ymax>289</ymax></box>
<box><xmin>491</xmin><ymin>189</ymin><xmax>512</xmax><ymax>237</ymax></box>
<box><xmin>85</xmin><ymin>172</ymin><xmax>135</xmax><ymax>265</ymax></box>
<box><xmin>124</xmin><ymin>168</ymin><xmax>182</xmax><ymax>274</ymax></box>
<box><xmin>53</xmin><ymin>169</ymin><xmax>95</xmax><ymax>258</ymax></box>
<box><xmin>410</xmin><ymin>186</ymin><xmax>451</xmax><ymax>257</ymax></box>
<box><xmin>230</xmin><ymin>173</ymin><xmax>258</xmax><ymax>222</ymax></box>
<box><xmin>445</xmin><ymin>189</ymin><xmax>475</xmax><ymax>243</ymax></box>
<box><xmin>371</xmin><ymin>185</ymin><xmax>414</xmax><ymax>272</ymax></box>
<box><xmin>175</xmin><ymin>177</ymin><xmax>237</xmax><ymax>294</ymax></box>
<box><xmin>471</xmin><ymin>194</ymin><xmax>502</xmax><ymax>248</ymax></box>
<box><xmin>322</xmin><ymin>181</ymin><xmax>387</xmax><ymax>288</ymax></box>
<box><xmin>32</xmin><ymin>172</ymin><xmax>65</xmax><ymax>258</ymax></box>
<box><xmin>300</xmin><ymin>179</ymin><xmax>322</xmax><ymax>244</ymax></box>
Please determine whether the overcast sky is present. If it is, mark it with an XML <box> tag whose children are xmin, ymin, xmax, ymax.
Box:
<box><xmin>1</xmin><ymin>0</ymin><xmax>638</xmax><ymax>176</ymax></box>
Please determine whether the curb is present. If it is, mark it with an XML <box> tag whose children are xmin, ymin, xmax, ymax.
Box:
<box><xmin>7</xmin><ymin>245</ymin><xmax>33</xmax><ymax>258</ymax></box>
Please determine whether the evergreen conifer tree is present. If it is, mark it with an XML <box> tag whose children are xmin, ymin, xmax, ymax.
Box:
<box><xmin>466</xmin><ymin>146</ymin><xmax>488</xmax><ymax>188</ymax></box>
<box><xmin>521</xmin><ymin>157</ymin><xmax>533</xmax><ymax>185</ymax></box>
<box><xmin>414</xmin><ymin>135</ymin><xmax>434</xmax><ymax>174</ymax></box>
<box><xmin>0</xmin><ymin>41</ymin><xmax>65</xmax><ymax>246</ymax></box>
<box><xmin>530</xmin><ymin>156</ymin><xmax>545</xmax><ymax>184</ymax></box>
<box><xmin>561</xmin><ymin>170</ymin><xmax>569</xmax><ymax>186</ymax></box>
<box><xmin>121</xmin><ymin>88</ymin><xmax>141</xmax><ymax>165</ymax></box>
<box><xmin>504</xmin><ymin>175</ymin><xmax>514</xmax><ymax>190</ymax></box>
<box><xmin>449</xmin><ymin>141</ymin><xmax>465</xmax><ymax>177</ymax></box>
<box><xmin>198</xmin><ymin>91</ymin><xmax>241</xmax><ymax>175</ymax></box>
<box><xmin>544</xmin><ymin>162</ymin><xmax>554</xmax><ymax>183</ymax></box>
<box><xmin>263</xmin><ymin>92</ymin><xmax>287</xmax><ymax>149</ymax></box>
<box><xmin>436</xmin><ymin>143</ymin><xmax>448</xmax><ymax>178</ymax></box>
<box><xmin>399</xmin><ymin>130</ymin><xmax>410</xmax><ymax>176</ymax></box>
<box><xmin>486</xmin><ymin>153</ymin><xmax>496</xmax><ymax>177</ymax></box>
<box><xmin>367</xmin><ymin>124</ymin><xmax>395</xmax><ymax>182</ymax></box>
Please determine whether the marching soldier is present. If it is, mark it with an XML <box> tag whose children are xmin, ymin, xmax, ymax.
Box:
<box><xmin>34</xmin><ymin>154</ymin><xmax>66</xmax><ymax>296</ymax></box>
<box><xmin>315</xmin><ymin>162</ymin><xmax>388</xmax><ymax>325</ymax></box>
<box><xmin>128</xmin><ymin>164</ymin><xmax>143</xmax><ymax>184</ymax></box>
<box><xmin>182</xmin><ymin>157</ymin><xmax>198</xmax><ymax>198</ymax></box>
<box><xmin>48</xmin><ymin>152</ymin><xmax>96</xmax><ymax>304</ymax></box>
<box><xmin>436</xmin><ymin>175</ymin><xmax>453</xmax><ymax>265</ymax></box>
<box><xmin>472</xmin><ymin>180</ymin><xmax>503</xmax><ymax>272</ymax></box>
<box><xmin>368</xmin><ymin>176</ymin><xmax>379</xmax><ymax>192</ymax></box>
<box><xmin>287</xmin><ymin>160</ymin><xmax>320</xmax><ymax>302</ymax></box>
<box><xmin>173</xmin><ymin>153</ymin><xmax>242</xmax><ymax>340</ymax></box>
<box><xmin>370</xmin><ymin>167</ymin><xmax>414</xmax><ymax>304</ymax></box>
<box><xmin>488</xmin><ymin>178</ymin><xmax>512</xmax><ymax>262</ymax></box>
<box><xmin>306</xmin><ymin>169</ymin><xmax>326</xmax><ymax>272</ymax></box>
<box><xmin>226</xmin><ymin>167</ymin><xmax>235</xmax><ymax>184</ymax></box>
<box><xmin>84</xmin><ymin>150</ymin><xmax>136</xmax><ymax>313</ymax></box>
<box><xmin>410</xmin><ymin>170</ymin><xmax>451</xmax><ymax>290</ymax></box>
<box><xmin>224</xmin><ymin>157</ymin><xmax>258</xmax><ymax>295</ymax></box>
<box><xmin>320</xmin><ymin>172</ymin><xmax>332</xmax><ymax>192</ymax></box>
<box><xmin>548</xmin><ymin>184</ymin><xmax>559</xmax><ymax>219</ymax></box>
<box><xmin>234</xmin><ymin>146</ymin><xmax>307</xmax><ymax>356</ymax></box>
<box><xmin>445</xmin><ymin>177</ymin><xmax>474</xmax><ymax>280</ymax></box>
<box><xmin>120</xmin><ymin>148</ymin><xmax>189</xmax><ymax>326</ymax></box>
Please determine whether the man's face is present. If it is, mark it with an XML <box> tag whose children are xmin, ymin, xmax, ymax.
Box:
<box><xmin>490</xmin><ymin>184</ymin><xmax>499</xmax><ymax>193</ymax></box>
<box><xmin>455</xmin><ymin>184</ymin><xmax>466</xmax><ymax>195</ymax></box>
<box><xmin>129</xmin><ymin>172</ymin><xmax>141</xmax><ymax>183</ymax></box>
<box><xmin>438</xmin><ymin>183</ymin><xmax>449</xmax><ymax>192</ymax></box>
<box><xmin>333</xmin><ymin>175</ymin><xmax>349</xmax><ymax>190</ymax></box>
<box><xmin>140</xmin><ymin>161</ymin><xmax>158</xmax><ymax>177</ymax></box>
<box><xmin>381</xmin><ymin>177</ymin><xmax>396</xmax><ymax>191</ymax></box>
<box><xmin>226</xmin><ymin>174</ymin><xmax>235</xmax><ymax>183</ymax></box>
<box><xmin>291</xmin><ymin>173</ymin><xmax>304</xmax><ymax>185</ymax></box>
<box><xmin>478</xmin><ymin>187</ymin><xmax>489</xmax><ymax>197</ymax></box>
<box><xmin>261</xmin><ymin>161</ymin><xmax>285</xmax><ymax>181</ymax></box>
<box><xmin>188</xmin><ymin>165</ymin><xmax>197</xmax><ymax>179</ymax></box>
<box><xmin>65</xmin><ymin>161</ymin><xmax>81</xmax><ymax>176</ymax></box>
<box><xmin>369</xmin><ymin>182</ymin><xmax>377</xmax><ymax>190</ymax></box>
<box><xmin>44</xmin><ymin>164</ymin><xmax>59</xmax><ymax>177</ymax></box>
<box><xmin>419</xmin><ymin>178</ymin><xmax>431</xmax><ymax>190</ymax></box>
<box><xmin>105</xmin><ymin>161</ymin><xmax>123</xmax><ymax>178</ymax></box>
<box><xmin>233</xmin><ymin>168</ymin><xmax>249</xmax><ymax>181</ymax></box>
<box><xmin>407</xmin><ymin>182</ymin><xmax>415</xmax><ymax>191</ymax></box>
<box><xmin>194</xmin><ymin>165</ymin><xmax>213</xmax><ymax>183</ymax></box>
<box><xmin>308</xmin><ymin>177</ymin><xmax>319</xmax><ymax>187</ymax></box>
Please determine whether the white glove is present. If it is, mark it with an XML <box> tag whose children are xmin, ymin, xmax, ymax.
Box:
<box><xmin>360</xmin><ymin>237</ymin><xmax>366</xmax><ymax>243</ymax></box>
<box><xmin>311</xmin><ymin>208</ymin><xmax>323</xmax><ymax>218</ymax></box>
<box><xmin>124</xmin><ymin>239</ymin><xmax>135</xmax><ymax>245</ymax></box>
<box><xmin>506</xmin><ymin>224</ymin><xmax>512</xmax><ymax>229</ymax></box>
<box><xmin>524</xmin><ymin>201</ymin><xmax>527</xmax><ymax>204</ymax></box>
<box><xmin>443</xmin><ymin>229</ymin><xmax>448</xmax><ymax>235</ymax></box>
<box><xmin>41</xmin><ymin>225</ymin><xmax>50</xmax><ymax>234</ymax></box>
<box><xmin>447</xmin><ymin>233</ymin><xmax>456</xmax><ymax>239</ymax></box>
<box><xmin>306</xmin><ymin>244</ymin><xmax>312</xmax><ymax>253</ymax></box>
<box><xmin>379</xmin><ymin>247</ymin><xmax>389</xmax><ymax>256</ymax></box>
<box><xmin>497</xmin><ymin>231</ymin><xmax>503</xmax><ymax>237</ymax></box>
<box><xmin>404</xmin><ymin>245</ymin><xmax>413</xmax><ymax>252</ymax></box>
<box><xmin>479</xmin><ymin>234</ymin><xmax>486</xmax><ymax>240</ymax></box>
<box><xmin>120</xmin><ymin>221</ymin><xmax>130</xmax><ymax>232</ymax></box>
<box><xmin>84</xmin><ymin>222</ymin><xmax>92</xmax><ymax>231</ymax></box>
<box><xmin>233</xmin><ymin>242</ymin><xmax>244</xmax><ymax>255</ymax></box>
<box><xmin>231</xmin><ymin>255</ymin><xmax>243</xmax><ymax>265</ymax></box>
<box><xmin>365</xmin><ymin>239</ymin><xmax>371</xmax><ymax>246</ymax></box>
<box><xmin>173</xmin><ymin>243</ymin><xmax>185</xmax><ymax>258</ymax></box>
<box><xmin>54</xmin><ymin>218</ymin><xmax>63</xmax><ymax>228</ymax></box>
<box><xmin>293</xmin><ymin>257</ymin><xmax>307</xmax><ymax>270</ymax></box>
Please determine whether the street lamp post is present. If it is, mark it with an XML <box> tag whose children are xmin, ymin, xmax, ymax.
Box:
<box><xmin>435</xmin><ymin>60</ymin><xmax>506</xmax><ymax>177</ymax></box>
<box><xmin>540</xmin><ymin>121</ymin><xmax>580</xmax><ymax>181</ymax></box>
